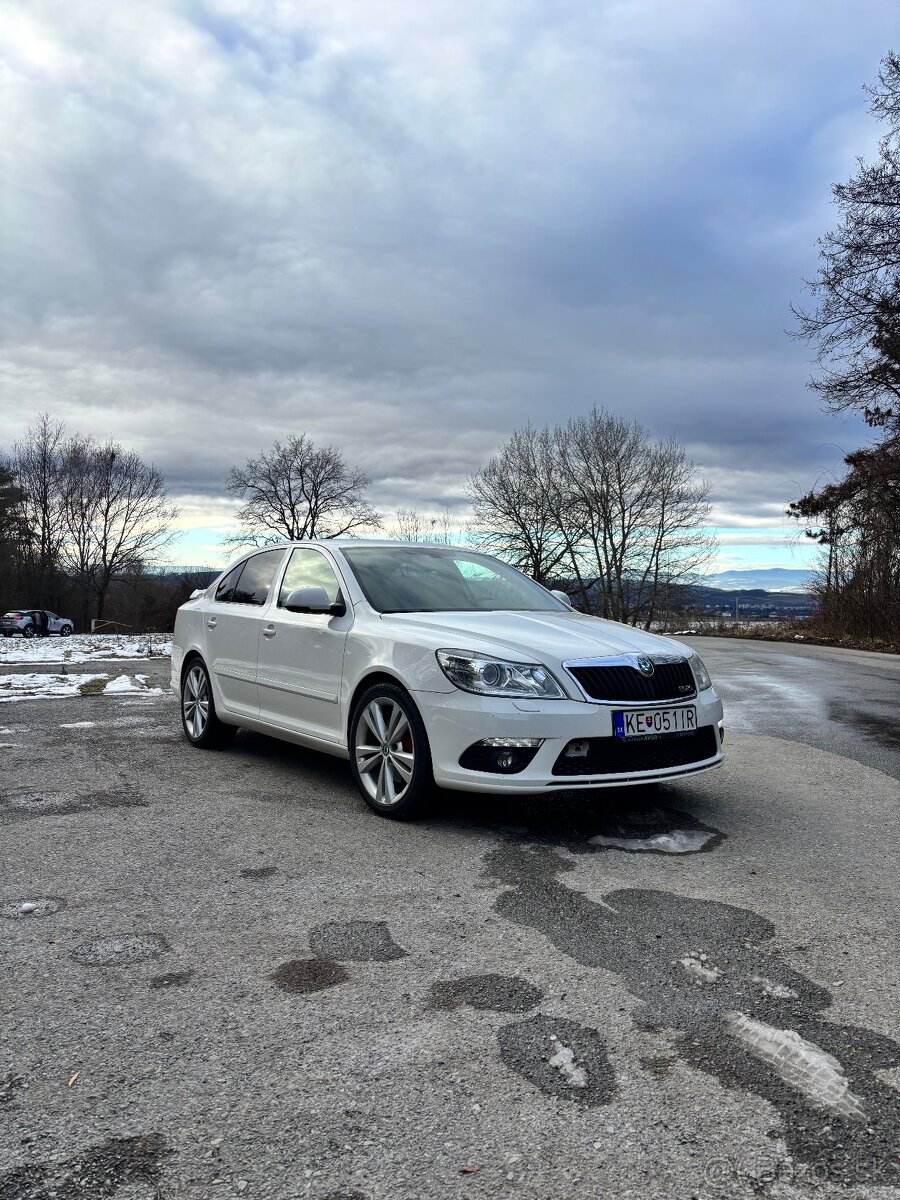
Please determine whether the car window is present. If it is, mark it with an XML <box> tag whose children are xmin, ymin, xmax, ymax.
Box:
<box><xmin>342</xmin><ymin>547</ymin><xmax>565</xmax><ymax>613</ymax></box>
<box><xmin>231</xmin><ymin>549</ymin><xmax>285</xmax><ymax>606</ymax></box>
<box><xmin>278</xmin><ymin>548</ymin><xmax>343</xmax><ymax>607</ymax></box>
<box><xmin>214</xmin><ymin>563</ymin><xmax>244</xmax><ymax>603</ymax></box>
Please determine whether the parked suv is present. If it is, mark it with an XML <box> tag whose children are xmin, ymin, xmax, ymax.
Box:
<box><xmin>1</xmin><ymin>610</ymin><xmax>75</xmax><ymax>638</ymax></box>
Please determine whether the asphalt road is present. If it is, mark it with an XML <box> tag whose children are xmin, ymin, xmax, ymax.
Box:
<box><xmin>1</xmin><ymin>641</ymin><xmax>898</xmax><ymax>1200</ymax></box>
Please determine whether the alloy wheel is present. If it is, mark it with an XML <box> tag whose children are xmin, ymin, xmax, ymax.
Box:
<box><xmin>354</xmin><ymin>698</ymin><xmax>415</xmax><ymax>807</ymax></box>
<box><xmin>183</xmin><ymin>665</ymin><xmax>210</xmax><ymax>740</ymax></box>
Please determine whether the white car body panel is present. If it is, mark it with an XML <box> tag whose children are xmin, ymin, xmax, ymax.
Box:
<box><xmin>171</xmin><ymin>540</ymin><xmax>724</xmax><ymax>794</ymax></box>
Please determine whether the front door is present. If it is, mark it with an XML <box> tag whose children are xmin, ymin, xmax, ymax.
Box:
<box><xmin>257</xmin><ymin>546</ymin><xmax>351</xmax><ymax>744</ymax></box>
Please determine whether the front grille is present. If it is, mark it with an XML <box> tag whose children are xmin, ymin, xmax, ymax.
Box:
<box><xmin>567</xmin><ymin>659</ymin><xmax>696</xmax><ymax>703</ymax></box>
<box><xmin>552</xmin><ymin>727</ymin><xmax>719</xmax><ymax>777</ymax></box>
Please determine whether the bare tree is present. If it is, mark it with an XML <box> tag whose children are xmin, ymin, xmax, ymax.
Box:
<box><xmin>467</xmin><ymin>425</ymin><xmax>572</xmax><ymax>582</ymax></box>
<box><xmin>226</xmin><ymin>435</ymin><xmax>382</xmax><ymax>546</ymax></box>
<box><xmin>469</xmin><ymin>409</ymin><xmax>715</xmax><ymax>624</ymax></box>
<box><xmin>792</xmin><ymin>52</ymin><xmax>900</xmax><ymax>432</ymax></box>
<box><xmin>60</xmin><ymin>439</ymin><xmax>179</xmax><ymax>622</ymax></box>
<box><xmin>8</xmin><ymin>414</ymin><xmax>67</xmax><ymax>603</ymax></box>
<box><xmin>393</xmin><ymin>507</ymin><xmax>428</xmax><ymax>541</ymax></box>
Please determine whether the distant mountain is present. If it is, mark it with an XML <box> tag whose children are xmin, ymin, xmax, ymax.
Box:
<box><xmin>704</xmin><ymin>568</ymin><xmax>814</xmax><ymax>594</ymax></box>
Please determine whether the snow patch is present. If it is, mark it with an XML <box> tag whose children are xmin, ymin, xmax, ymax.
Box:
<box><xmin>59</xmin><ymin>721</ymin><xmax>98</xmax><ymax>729</ymax></box>
<box><xmin>0</xmin><ymin>633</ymin><xmax>172</xmax><ymax>666</ymax></box>
<box><xmin>725</xmin><ymin>1011</ymin><xmax>866</xmax><ymax>1119</ymax></box>
<box><xmin>0</xmin><ymin>673</ymin><xmax>163</xmax><ymax>702</ymax></box>
<box><xmin>752</xmin><ymin>975</ymin><xmax>799</xmax><ymax>1000</ymax></box>
<box><xmin>548</xmin><ymin>1035</ymin><xmax>588</xmax><ymax>1088</ymax></box>
<box><xmin>589</xmin><ymin>829</ymin><xmax>715</xmax><ymax>854</ymax></box>
<box><xmin>679</xmin><ymin>952</ymin><xmax>722</xmax><ymax>984</ymax></box>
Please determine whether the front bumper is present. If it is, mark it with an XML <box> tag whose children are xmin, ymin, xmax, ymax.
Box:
<box><xmin>415</xmin><ymin>687</ymin><xmax>724</xmax><ymax>793</ymax></box>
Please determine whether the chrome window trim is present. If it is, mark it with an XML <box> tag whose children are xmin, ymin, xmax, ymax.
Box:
<box><xmin>562</xmin><ymin>654</ymin><xmax>697</xmax><ymax>707</ymax></box>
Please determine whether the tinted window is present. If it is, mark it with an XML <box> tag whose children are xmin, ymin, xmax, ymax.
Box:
<box><xmin>278</xmin><ymin>548</ymin><xmax>343</xmax><ymax>607</ymax></box>
<box><xmin>232</xmin><ymin>550</ymin><xmax>285</xmax><ymax>606</ymax></box>
<box><xmin>214</xmin><ymin>563</ymin><xmax>244</xmax><ymax>603</ymax></box>
<box><xmin>342</xmin><ymin>547</ymin><xmax>566</xmax><ymax>613</ymax></box>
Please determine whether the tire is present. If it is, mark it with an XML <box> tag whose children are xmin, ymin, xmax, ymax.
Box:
<box><xmin>349</xmin><ymin>682</ymin><xmax>434</xmax><ymax>819</ymax></box>
<box><xmin>23</xmin><ymin>625</ymin><xmax>35</xmax><ymax>639</ymax></box>
<box><xmin>60</xmin><ymin>625</ymin><xmax>72</xmax><ymax>637</ymax></box>
<box><xmin>180</xmin><ymin>658</ymin><xmax>237</xmax><ymax>749</ymax></box>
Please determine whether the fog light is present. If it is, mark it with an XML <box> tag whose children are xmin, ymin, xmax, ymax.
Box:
<box><xmin>458</xmin><ymin>737</ymin><xmax>543</xmax><ymax>775</ymax></box>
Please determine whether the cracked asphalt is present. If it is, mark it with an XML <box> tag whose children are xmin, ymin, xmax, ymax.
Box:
<box><xmin>1</xmin><ymin>639</ymin><xmax>898</xmax><ymax>1199</ymax></box>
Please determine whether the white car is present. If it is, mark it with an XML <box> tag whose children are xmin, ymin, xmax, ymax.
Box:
<box><xmin>171</xmin><ymin>541</ymin><xmax>724</xmax><ymax>818</ymax></box>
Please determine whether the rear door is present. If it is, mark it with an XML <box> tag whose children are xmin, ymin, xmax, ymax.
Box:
<box><xmin>203</xmin><ymin>549</ymin><xmax>286</xmax><ymax>719</ymax></box>
<box><xmin>257</xmin><ymin>546</ymin><xmax>351</xmax><ymax>744</ymax></box>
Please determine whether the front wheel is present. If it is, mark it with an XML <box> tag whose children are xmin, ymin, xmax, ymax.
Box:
<box><xmin>181</xmin><ymin>659</ymin><xmax>236</xmax><ymax>749</ymax></box>
<box><xmin>60</xmin><ymin>625</ymin><xmax>72</xmax><ymax>637</ymax></box>
<box><xmin>349</xmin><ymin>684</ymin><xmax>434</xmax><ymax>819</ymax></box>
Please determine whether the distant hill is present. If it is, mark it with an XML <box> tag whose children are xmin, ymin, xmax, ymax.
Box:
<box><xmin>704</xmin><ymin>568</ymin><xmax>814</xmax><ymax>594</ymax></box>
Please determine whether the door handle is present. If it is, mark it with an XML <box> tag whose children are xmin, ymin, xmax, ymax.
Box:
<box><xmin>206</xmin><ymin>617</ymin><xmax>217</xmax><ymax>630</ymax></box>
<box><xmin>262</xmin><ymin>625</ymin><xmax>276</xmax><ymax>639</ymax></box>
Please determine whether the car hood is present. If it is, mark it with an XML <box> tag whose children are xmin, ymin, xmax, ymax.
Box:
<box><xmin>378</xmin><ymin>610</ymin><xmax>691</xmax><ymax>665</ymax></box>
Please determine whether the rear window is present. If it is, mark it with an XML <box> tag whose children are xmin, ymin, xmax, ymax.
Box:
<box><xmin>3</xmin><ymin>612</ymin><xmax>24</xmax><ymax>618</ymax></box>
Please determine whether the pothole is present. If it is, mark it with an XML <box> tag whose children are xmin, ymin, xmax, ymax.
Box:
<box><xmin>1</xmin><ymin>896</ymin><xmax>66</xmax><ymax>920</ymax></box>
<box><xmin>149</xmin><ymin>969</ymin><xmax>194</xmax><ymax>990</ymax></box>
<box><xmin>240</xmin><ymin>866</ymin><xmax>277</xmax><ymax>879</ymax></box>
<box><xmin>1</xmin><ymin>791</ymin><xmax>147</xmax><ymax>823</ymax></box>
<box><xmin>70</xmin><ymin>933</ymin><xmax>168</xmax><ymax>967</ymax></box>
<box><xmin>497</xmin><ymin>1013</ymin><xmax>616</xmax><ymax>1107</ymax></box>
<box><xmin>429</xmin><ymin>973</ymin><xmax>543</xmax><ymax>1013</ymax></box>
<box><xmin>309</xmin><ymin>920</ymin><xmax>407</xmax><ymax>962</ymax></box>
<box><xmin>589</xmin><ymin>828</ymin><xmax>718</xmax><ymax>853</ymax></box>
<box><xmin>271</xmin><ymin>958</ymin><xmax>349</xmax><ymax>994</ymax></box>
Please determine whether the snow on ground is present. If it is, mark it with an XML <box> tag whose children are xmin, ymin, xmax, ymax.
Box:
<box><xmin>725</xmin><ymin>1011</ymin><xmax>866</xmax><ymax>1119</ymax></box>
<box><xmin>0</xmin><ymin>633</ymin><xmax>171</xmax><ymax>665</ymax></box>
<box><xmin>589</xmin><ymin>829</ymin><xmax>716</xmax><ymax>853</ymax></box>
<box><xmin>0</xmin><ymin>673</ymin><xmax>165</xmax><ymax>703</ymax></box>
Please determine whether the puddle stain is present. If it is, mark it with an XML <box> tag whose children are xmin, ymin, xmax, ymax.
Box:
<box><xmin>0</xmin><ymin>791</ymin><xmax>147</xmax><ymax>824</ymax></box>
<box><xmin>309</xmin><ymin>920</ymin><xmax>407</xmax><ymax>963</ymax></box>
<box><xmin>240</xmin><ymin>866</ymin><xmax>277</xmax><ymax>879</ymax></box>
<box><xmin>484</xmin><ymin>842</ymin><xmax>900</xmax><ymax>1185</ymax></box>
<box><xmin>70</xmin><ymin>933</ymin><xmax>168</xmax><ymax>967</ymax></box>
<box><xmin>149</xmin><ymin>969</ymin><xmax>194</xmax><ymax>990</ymax></box>
<box><xmin>429</xmin><ymin>974</ymin><xmax>543</xmax><ymax>1013</ymax></box>
<box><xmin>0</xmin><ymin>897</ymin><xmax>66</xmax><ymax>920</ymax></box>
<box><xmin>497</xmin><ymin>1014</ymin><xmax>616</xmax><ymax>1107</ymax></box>
<box><xmin>0</xmin><ymin>1133</ymin><xmax>169</xmax><ymax>1200</ymax></box>
<box><xmin>272</xmin><ymin>957</ymin><xmax>349</xmax><ymax>995</ymax></box>
<box><xmin>826</xmin><ymin>699</ymin><xmax>900</xmax><ymax>750</ymax></box>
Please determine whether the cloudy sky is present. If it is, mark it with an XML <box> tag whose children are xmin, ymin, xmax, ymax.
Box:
<box><xmin>0</xmin><ymin>1</ymin><xmax>894</xmax><ymax>570</ymax></box>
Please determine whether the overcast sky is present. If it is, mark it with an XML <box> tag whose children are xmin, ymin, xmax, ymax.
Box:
<box><xmin>0</xmin><ymin>1</ymin><xmax>894</xmax><ymax>570</ymax></box>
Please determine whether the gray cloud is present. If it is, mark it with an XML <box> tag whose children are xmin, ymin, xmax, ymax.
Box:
<box><xmin>0</xmin><ymin>0</ymin><xmax>892</xmax><ymax>553</ymax></box>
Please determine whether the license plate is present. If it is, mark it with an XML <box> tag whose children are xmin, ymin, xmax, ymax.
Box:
<box><xmin>613</xmin><ymin>706</ymin><xmax>697</xmax><ymax>739</ymax></box>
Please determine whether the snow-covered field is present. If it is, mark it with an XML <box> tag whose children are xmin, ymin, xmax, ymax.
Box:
<box><xmin>0</xmin><ymin>671</ymin><xmax>165</xmax><ymax>703</ymax></box>
<box><xmin>0</xmin><ymin>633</ymin><xmax>172</xmax><ymax>665</ymax></box>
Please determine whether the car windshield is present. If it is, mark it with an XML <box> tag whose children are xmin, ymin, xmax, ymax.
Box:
<box><xmin>342</xmin><ymin>547</ymin><xmax>567</xmax><ymax>614</ymax></box>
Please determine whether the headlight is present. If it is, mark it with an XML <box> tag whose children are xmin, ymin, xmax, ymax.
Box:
<box><xmin>436</xmin><ymin>649</ymin><xmax>566</xmax><ymax>699</ymax></box>
<box><xmin>689</xmin><ymin>653</ymin><xmax>712</xmax><ymax>691</ymax></box>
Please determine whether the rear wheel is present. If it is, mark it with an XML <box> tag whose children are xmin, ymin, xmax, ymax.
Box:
<box><xmin>181</xmin><ymin>659</ymin><xmax>236</xmax><ymax>749</ymax></box>
<box><xmin>349</xmin><ymin>683</ymin><xmax>434</xmax><ymax>819</ymax></box>
<box><xmin>23</xmin><ymin>625</ymin><xmax>35</xmax><ymax>639</ymax></box>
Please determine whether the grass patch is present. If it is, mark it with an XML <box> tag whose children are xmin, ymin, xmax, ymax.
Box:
<box><xmin>77</xmin><ymin>676</ymin><xmax>109</xmax><ymax>696</ymax></box>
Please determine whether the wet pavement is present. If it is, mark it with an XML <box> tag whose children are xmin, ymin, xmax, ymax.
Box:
<box><xmin>1</xmin><ymin>645</ymin><xmax>898</xmax><ymax>1199</ymax></box>
<box><xmin>684</xmin><ymin>637</ymin><xmax>900</xmax><ymax>780</ymax></box>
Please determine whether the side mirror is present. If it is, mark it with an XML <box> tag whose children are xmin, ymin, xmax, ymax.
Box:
<box><xmin>283</xmin><ymin>586</ymin><xmax>345</xmax><ymax>615</ymax></box>
<box><xmin>189</xmin><ymin>589</ymin><xmax>204</xmax><ymax>600</ymax></box>
<box><xmin>550</xmin><ymin>589</ymin><xmax>573</xmax><ymax>608</ymax></box>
